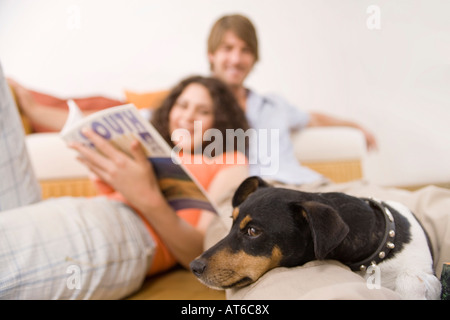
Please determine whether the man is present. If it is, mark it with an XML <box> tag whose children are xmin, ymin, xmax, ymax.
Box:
<box><xmin>206</xmin><ymin>14</ymin><xmax>377</xmax><ymax>184</ymax></box>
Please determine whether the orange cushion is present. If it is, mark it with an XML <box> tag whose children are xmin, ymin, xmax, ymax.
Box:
<box><xmin>124</xmin><ymin>89</ymin><xmax>169</xmax><ymax>110</ymax></box>
<box><xmin>29</xmin><ymin>90</ymin><xmax>123</xmax><ymax>132</ymax></box>
<box><xmin>18</xmin><ymin>87</ymin><xmax>169</xmax><ymax>132</ymax></box>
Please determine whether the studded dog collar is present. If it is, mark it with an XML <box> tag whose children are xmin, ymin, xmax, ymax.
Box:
<box><xmin>347</xmin><ymin>198</ymin><xmax>396</xmax><ymax>272</ymax></box>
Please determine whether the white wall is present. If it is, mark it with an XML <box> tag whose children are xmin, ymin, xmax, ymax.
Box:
<box><xmin>1</xmin><ymin>0</ymin><xmax>449</xmax><ymax>187</ymax></box>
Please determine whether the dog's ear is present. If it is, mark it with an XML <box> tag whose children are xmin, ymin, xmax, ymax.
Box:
<box><xmin>299</xmin><ymin>201</ymin><xmax>349</xmax><ymax>260</ymax></box>
<box><xmin>232</xmin><ymin>176</ymin><xmax>270</xmax><ymax>207</ymax></box>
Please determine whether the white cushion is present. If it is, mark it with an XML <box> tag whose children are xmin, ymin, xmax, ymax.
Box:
<box><xmin>292</xmin><ymin>127</ymin><xmax>366</xmax><ymax>162</ymax></box>
<box><xmin>26</xmin><ymin>127</ymin><xmax>366</xmax><ymax>181</ymax></box>
<box><xmin>25</xmin><ymin>133</ymin><xmax>90</xmax><ymax>180</ymax></box>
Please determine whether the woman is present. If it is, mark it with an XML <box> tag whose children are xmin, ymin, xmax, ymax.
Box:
<box><xmin>0</xmin><ymin>75</ymin><xmax>249</xmax><ymax>299</ymax></box>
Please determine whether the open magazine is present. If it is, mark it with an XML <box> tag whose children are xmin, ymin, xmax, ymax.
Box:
<box><xmin>60</xmin><ymin>100</ymin><xmax>217</xmax><ymax>214</ymax></box>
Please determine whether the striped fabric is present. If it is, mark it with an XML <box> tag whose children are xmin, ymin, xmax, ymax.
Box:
<box><xmin>0</xmin><ymin>62</ymin><xmax>42</xmax><ymax>210</ymax></box>
<box><xmin>0</xmin><ymin>197</ymin><xmax>155</xmax><ymax>299</ymax></box>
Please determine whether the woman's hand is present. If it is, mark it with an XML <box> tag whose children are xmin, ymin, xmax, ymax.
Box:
<box><xmin>70</xmin><ymin>128</ymin><xmax>164</xmax><ymax>209</ymax></box>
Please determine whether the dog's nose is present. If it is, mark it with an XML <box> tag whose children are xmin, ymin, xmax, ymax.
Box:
<box><xmin>190</xmin><ymin>259</ymin><xmax>207</xmax><ymax>276</ymax></box>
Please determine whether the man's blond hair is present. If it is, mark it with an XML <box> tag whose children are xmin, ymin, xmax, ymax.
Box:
<box><xmin>207</xmin><ymin>14</ymin><xmax>259</xmax><ymax>70</ymax></box>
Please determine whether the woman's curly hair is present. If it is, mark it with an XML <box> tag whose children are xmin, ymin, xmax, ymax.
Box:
<box><xmin>151</xmin><ymin>75</ymin><xmax>250</xmax><ymax>155</ymax></box>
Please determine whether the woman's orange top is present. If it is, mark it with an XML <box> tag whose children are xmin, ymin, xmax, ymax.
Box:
<box><xmin>93</xmin><ymin>152</ymin><xmax>247</xmax><ymax>276</ymax></box>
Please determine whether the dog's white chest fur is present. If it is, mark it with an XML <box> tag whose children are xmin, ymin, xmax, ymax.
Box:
<box><xmin>358</xmin><ymin>200</ymin><xmax>441</xmax><ymax>300</ymax></box>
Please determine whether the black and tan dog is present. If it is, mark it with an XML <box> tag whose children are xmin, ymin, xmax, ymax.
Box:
<box><xmin>190</xmin><ymin>176</ymin><xmax>441</xmax><ymax>299</ymax></box>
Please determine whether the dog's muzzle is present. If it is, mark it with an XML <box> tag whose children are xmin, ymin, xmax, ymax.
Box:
<box><xmin>190</xmin><ymin>258</ymin><xmax>207</xmax><ymax>277</ymax></box>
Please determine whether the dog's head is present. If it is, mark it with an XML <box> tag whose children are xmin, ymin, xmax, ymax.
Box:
<box><xmin>190</xmin><ymin>176</ymin><xmax>349</xmax><ymax>289</ymax></box>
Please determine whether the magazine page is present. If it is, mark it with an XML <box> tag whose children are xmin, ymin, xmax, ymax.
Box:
<box><xmin>60</xmin><ymin>101</ymin><xmax>217</xmax><ymax>214</ymax></box>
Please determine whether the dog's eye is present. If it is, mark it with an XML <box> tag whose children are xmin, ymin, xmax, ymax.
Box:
<box><xmin>246</xmin><ymin>227</ymin><xmax>261</xmax><ymax>238</ymax></box>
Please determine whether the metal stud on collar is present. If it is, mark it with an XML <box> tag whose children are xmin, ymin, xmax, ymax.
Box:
<box><xmin>348</xmin><ymin>198</ymin><xmax>397</xmax><ymax>272</ymax></box>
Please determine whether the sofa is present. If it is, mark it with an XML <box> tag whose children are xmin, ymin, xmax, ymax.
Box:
<box><xmin>25</xmin><ymin>125</ymin><xmax>367</xmax><ymax>299</ymax></box>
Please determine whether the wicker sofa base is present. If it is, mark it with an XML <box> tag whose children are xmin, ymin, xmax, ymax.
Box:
<box><xmin>39</xmin><ymin>160</ymin><xmax>362</xmax><ymax>200</ymax></box>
